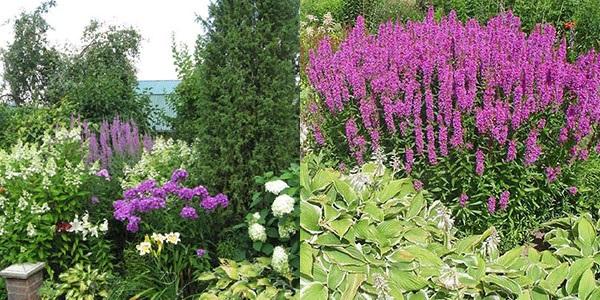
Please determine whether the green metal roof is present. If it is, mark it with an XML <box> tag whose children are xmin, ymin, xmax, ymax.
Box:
<box><xmin>137</xmin><ymin>80</ymin><xmax>180</xmax><ymax>95</ymax></box>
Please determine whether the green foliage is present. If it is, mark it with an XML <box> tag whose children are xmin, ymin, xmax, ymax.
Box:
<box><xmin>41</xmin><ymin>263</ymin><xmax>111</xmax><ymax>300</ymax></box>
<box><xmin>339</xmin><ymin>0</ymin><xmax>424</xmax><ymax>29</ymax></box>
<box><xmin>301</xmin><ymin>0</ymin><xmax>344</xmax><ymax>21</ymax></box>
<box><xmin>198</xmin><ymin>258</ymin><xmax>297</xmax><ymax>300</ymax></box>
<box><xmin>113</xmin><ymin>236</ymin><xmax>210</xmax><ymax>299</ymax></box>
<box><xmin>172</xmin><ymin>0</ymin><xmax>300</xmax><ymax>217</ymax></box>
<box><xmin>0</xmin><ymin>0</ymin><xmax>62</xmax><ymax>106</ymax></box>
<box><xmin>47</xmin><ymin>21</ymin><xmax>153</xmax><ymax>127</ymax></box>
<box><xmin>0</xmin><ymin>104</ymin><xmax>69</xmax><ymax>149</ymax></box>
<box><xmin>300</xmin><ymin>159</ymin><xmax>600</xmax><ymax>299</ymax></box>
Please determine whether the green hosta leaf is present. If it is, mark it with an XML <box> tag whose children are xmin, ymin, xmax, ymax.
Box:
<box><xmin>406</xmin><ymin>192</ymin><xmax>425</xmax><ymax>219</ymax></box>
<box><xmin>363</xmin><ymin>202</ymin><xmax>384</xmax><ymax>222</ymax></box>
<box><xmin>328</xmin><ymin>217</ymin><xmax>354</xmax><ymax>237</ymax></box>
<box><xmin>454</xmin><ymin>235</ymin><xmax>483</xmax><ymax>253</ymax></box>
<box><xmin>586</xmin><ymin>287</ymin><xmax>600</xmax><ymax>300</ymax></box>
<box><xmin>300</xmin><ymin>242</ymin><xmax>313</xmax><ymax>278</ymax></box>
<box><xmin>388</xmin><ymin>249</ymin><xmax>416</xmax><ymax>263</ymax></box>
<box><xmin>526</xmin><ymin>264</ymin><xmax>545</xmax><ymax>283</ymax></box>
<box><xmin>566</xmin><ymin>258</ymin><xmax>594</xmax><ymax>294</ymax></box>
<box><xmin>323</xmin><ymin>249</ymin><xmax>363</xmax><ymax>266</ymax></box>
<box><xmin>577</xmin><ymin>216</ymin><xmax>596</xmax><ymax>248</ymax></box>
<box><xmin>323</xmin><ymin>204</ymin><xmax>341</xmax><ymax>223</ymax></box>
<box><xmin>315</xmin><ymin>232</ymin><xmax>343</xmax><ymax>246</ymax></box>
<box><xmin>220</xmin><ymin>262</ymin><xmax>239</xmax><ymax>280</ymax></box>
<box><xmin>404</xmin><ymin>227</ymin><xmax>430</xmax><ymax>245</ymax></box>
<box><xmin>389</xmin><ymin>269</ymin><xmax>428</xmax><ymax>291</ymax></box>
<box><xmin>300</xmin><ymin>161</ymin><xmax>310</xmax><ymax>190</ymax></box>
<box><xmin>377</xmin><ymin>219</ymin><xmax>404</xmax><ymax>238</ymax></box>
<box><xmin>301</xmin><ymin>282</ymin><xmax>328</xmax><ymax>300</ymax></box>
<box><xmin>482</xmin><ymin>274</ymin><xmax>522</xmax><ymax>296</ymax></box>
<box><xmin>334</xmin><ymin>179</ymin><xmax>358</xmax><ymax>205</ymax></box>
<box><xmin>403</xmin><ymin>245</ymin><xmax>443</xmax><ymax>267</ymax></box>
<box><xmin>578</xmin><ymin>268</ymin><xmax>596</xmax><ymax>300</ymax></box>
<box><xmin>327</xmin><ymin>265</ymin><xmax>345</xmax><ymax>290</ymax></box>
<box><xmin>540</xmin><ymin>251</ymin><xmax>561</xmax><ymax>268</ymax></box>
<box><xmin>497</xmin><ymin>246</ymin><xmax>524</xmax><ymax>268</ymax></box>
<box><xmin>377</xmin><ymin>179</ymin><xmax>412</xmax><ymax>203</ymax></box>
<box><xmin>311</xmin><ymin>169</ymin><xmax>336</xmax><ymax>191</ymax></box>
<box><xmin>554</xmin><ymin>247</ymin><xmax>582</xmax><ymax>258</ymax></box>
<box><xmin>340</xmin><ymin>273</ymin><xmax>366</xmax><ymax>299</ymax></box>
<box><xmin>301</xmin><ymin>201</ymin><xmax>322</xmax><ymax>233</ymax></box>
<box><xmin>538</xmin><ymin>262</ymin><xmax>568</xmax><ymax>295</ymax></box>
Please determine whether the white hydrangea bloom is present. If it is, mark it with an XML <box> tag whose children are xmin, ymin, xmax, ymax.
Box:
<box><xmin>248</xmin><ymin>223</ymin><xmax>267</xmax><ymax>242</ymax></box>
<box><xmin>271</xmin><ymin>194</ymin><xmax>295</xmax><ymax>217</ymax></box>
<box><xmin>265</xmin><ymin>180</ymin><xmax>289</xmax><ymax>195</ymax></box>
<box><xmin>252</xmin><ymin>212</ymin><xmax>261</xmax><ymax>222</ymax></box>
<box><xmin>278</xmin><ymin>221</ymin><xmax>297</xmax><ymax>239</ymax></box>
<box><xmin>271</xmin><ymin>246</ymin><xmax>289</xmax><ymax>274</ymax></box>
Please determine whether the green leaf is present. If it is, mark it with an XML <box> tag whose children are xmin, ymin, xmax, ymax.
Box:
<box><xmin>334</xmin><ymin>179</ymin><xmax>358</xmax><ymax>205</ymax></box>
<box><xmin>389</xmin><ymin>269</ymin><xmax>428</xmax><ymax>291</ymax></box>
<box><xmin>539</xmin><ymin>262</ymin><xmax>568</xmax><ymax>295</ymax></box>
<box><xmin>301</xmin><ymin>200</ymin><xmax>322</xmax><ymax>233</ymax></box>
<box><xmin>323</xmin><ymin>249</ymin><xmax>363</xmax><ymax>266</ymax></box>
<box><xmin>328</xmin><ymin>217</ymin><xmax>354</xmax><ymax>237</ymax></box>
<box><xmin>300</xmin><ymin>242</ymin><xmax>313</xmax><ymax>278</ymax></box>
<box><xmin>406</xmin><ymin>192</ymin><xmax>425</xmax><ymax>219</ymax></box>
<box><xmin>578</xmin><ymin>268</ymin><xmax>596</xmax><ymax>300</ymax></box>
<box><xmin>300</xmin><ymin>282</ymin><xmax>328</xmax><ymax>300</ymax></box>
<box><xmin>311</xmin><ymin>170</ymin><xmax>336</xmax><ymax>192</ymax></box>
<box><xmin>339</xmin><ymin>273</ymin><xmax>366</xmax><ymax>299</ymax></box>
<box><xmin>497</xmin><ymin>246</ymin><xmax>524</xmax><ymax>268</ymax></box>
<box><xmin>363</xmin><ymin>202</ymin><xmax>384</xmax><ymax>222</ymax></box>
<box><xmin>327</xmin><ymin>265</ymin><xmax>345</xmax><ymax>290</ymax></box>
<box><xmin>377</xmin><ymin>179</ymin><xmax>412</xmax><ymax>202</ymax></box>
<box><xmin>566</xmin><ymin>258</ymin><xmax>594</xmax><ymax>294</ymax></box>
<box><xmin>577</xmin><ymin>217</ymin><xmax>596</xmax><ymax>248</ymax></box>
<box><xmin>483</xmin><ymin>274</ymin><xmax>522</xmax><ymax>295</ymax></box>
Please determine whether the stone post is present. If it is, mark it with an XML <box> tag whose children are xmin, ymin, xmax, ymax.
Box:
<box><xmin>0</xmin><ymin>262</ymin><xmax>45</xmax><ymax>300</ymax></box>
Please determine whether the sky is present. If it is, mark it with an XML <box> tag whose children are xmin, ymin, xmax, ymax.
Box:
<box><xmin>0</xmin><ymin>0</ymin><xmax>211</xmax><ymax>80</ymax></box>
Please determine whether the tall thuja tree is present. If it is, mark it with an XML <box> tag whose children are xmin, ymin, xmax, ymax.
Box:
<box><xmin>188</xmin><ymin>0</ymin><xmax>299</xmax><ymax>215</ymax></box>
<box><xmin>48</xmin><ymin>21</ymin><xmax>152</xmax><ymax>128</ymax></box>
<box><xmin>1</xmin><ymin>0</ymin><xmax>63</xmax><ymax>106</ymax></box>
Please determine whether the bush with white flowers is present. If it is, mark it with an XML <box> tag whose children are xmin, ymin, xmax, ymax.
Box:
<box><xmin>0</xmin><ymin>127</ymin><xmax>110</xmax><ymax>272</ymax></box>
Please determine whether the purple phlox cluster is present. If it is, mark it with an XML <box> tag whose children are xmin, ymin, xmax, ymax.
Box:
<box><xmin>180</xmin><ymin>206</ymin><xmax>198</xmax><ymax>219</ymax></box>
<box><xmin>200</xmin><ymin>193</ymin><xmax>229</xmax><ymax>211</ymax></box>
<box><xmin>196</xmin><ymin>248</ymin><xmax>207</xmax><ymax>257</ymax></box>
<box><xmin>83</xmin><ymin>116</ymin><xmax>152</xmax><ymax>168</ymax></box>
<box><xmin>499</xmin><ymin>191</ymin><xmax>510</xmax><ymax>210</ymax></box>
<box><xmin>567</xmin><ymin>186</ymin><xmax>578</xmax><ymax>195</ymax></box>
<box><xmin>91</xmin><ymin>195</ymin><xmax>100</xmax><ymax>204</ymax></box>
<box><xmin>459</xmin><ymin>193</ymin><xmax>469</xmax><ymax>207</ymax></box>
<box><xmin>545</xmin><ymin>166</ymin><xmax>561</xmax><ymax>183</ymax></box>
<box><xmin>113</xmin><ymin>169</ymin><xmax>228</xmax><ymax>232</ymax></box>
<box><xmin>487</xmin><ymin>196</ymin><xmax>497</xmax><ymax>214</ymax></box>
<box><xmin>308</xmin><ymin>8</ymin><xmax>600</xmax><ymax>172</ymax></box>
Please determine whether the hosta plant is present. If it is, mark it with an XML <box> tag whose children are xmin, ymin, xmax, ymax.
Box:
<box><xmin>300</xmin><ymin>159</ymin><xmax>600</xmax><ymax>299</ymax></box>
<box><xmin>198</xmin><ymin>258</ymin><xmax>296</xmax><ymax>300</ymax></box>
<box><xmin>54</xmin><ymin>263</ymin><xmax>110</xmax><ymax>300</ymax></box>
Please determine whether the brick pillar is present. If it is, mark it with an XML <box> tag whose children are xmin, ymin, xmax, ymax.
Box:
<box><xmin>0</xmin><ymin>262</ymin><xmax>45</xmax><ymax>300</ymax></box>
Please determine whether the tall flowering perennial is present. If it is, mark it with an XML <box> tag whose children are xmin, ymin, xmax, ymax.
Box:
<box><xmin>83</xmin><ymin>116</ymin><xmax>153</xmax><ymax>168</ymax></box>
<box><xmin>307</xmin><ymin>10</ymin><xmax>600</xmax><ymax>210</ymax></box>
<box><xmin>113</xmin><ymin>169</ymin><xmax>228</xmax><ymax>232</ymax></box>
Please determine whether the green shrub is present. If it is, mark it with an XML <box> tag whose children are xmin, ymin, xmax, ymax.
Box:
<box><xmin>0</xmin><ymin>127</ymin><xmax>112</xmax><ymax>277</ymax></box>
<box><xmin>176</xmin><ymin>0</ymin><xmax>299</xmax><ymax>218</ymax></box>
<box><xmin>300</xmin><ymin>159</ymin><xmax>600</xmax><ymax>299</ymax></box>
<box><xmin>301</xmin><ymin>0</ymin><xmax>344</xmax><ymax>21</ymax></box>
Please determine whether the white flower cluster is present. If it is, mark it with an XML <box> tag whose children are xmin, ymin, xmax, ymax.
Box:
<box><xmin>248</xmin><ymin>223</ymin><xmax>267</xmax><ymax>242</ymax></box>
<box><xmin>121</xmin><ymin>138</ymin><xmax>192</xmax><ymax>189</ymax></box>
<box><xmin>265</xmin><ymin>180</ymin><xmax>289</xmax><ymax>195</ymax></box>
<box><xmin>439</xmin><ymin>264</ymin><xmax>461</xmax><ymax>290</ymax></box>
<box><xmin>135</xmin><ymin>232</ymin><xmax>180</xmax><ymax>256</ymax></box>
<box><xmin>68</xmin><ymin>212</ymin><xmax>108</xmax><ymax>240</ymax></box>
<box><xmin>271</xmin><ymin>194</ymin><xmax>295</xmax><ymax>217</ymax></box>
<box><xmin>51</xmin><ymin>127</ymin><xmax>82</xmax><ymax>144</ymax></box>
<box><xmin>271</xmin><ymin>246</ymin><xmax>289</xmax><ymax>274</ymax></box>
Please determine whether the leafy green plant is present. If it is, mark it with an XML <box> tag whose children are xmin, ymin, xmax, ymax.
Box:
<box><xmin>300</xmin><ymin>159</ymin><xmax>600</xmax><ymax>299</ymax></box>
<box><xmin>53</xmin><ymin>263</ymin><xmax>110</xmax><ymax>299</ymax></box>
<box><xmin>198</xmin><ymin>258</ymin><xmax>296</xmax><ymax>300</ymax></box>
<box><xmin>0</xmin><ymin>127</ymin><xmax>111</xmax><ymax>276</ymax></box>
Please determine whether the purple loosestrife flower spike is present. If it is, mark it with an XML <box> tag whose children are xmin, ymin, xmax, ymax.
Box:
<box><xmin>487</xmin><ymin>196</ymin><xmax>497</xmax><ymax>214</ymax></box>
<box><xmin>413</xmin><ymin>180</ymin><xmax>423</xmax><ymax>191</ymax></box>
<box><xmin>499</xmin><ymin>191</ymin><xmax>510</xmax><ymax>210</ymax></box>
<box><xmin>475</xmin><ymin>149</ymin><xmax>485</xmax><ymax>176</ymax></box>
<box><xmin>459</xmin><ymin>193</ymin><xmax>469</xmax><ymax>207</ymax></box>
